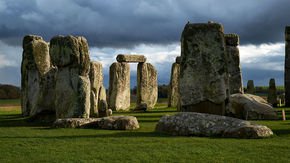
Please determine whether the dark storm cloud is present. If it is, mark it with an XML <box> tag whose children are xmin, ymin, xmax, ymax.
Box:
<box><xmin>0</xmin><ymin>0</ymin><xmax>290</xmax><ymax>47</ymax></box>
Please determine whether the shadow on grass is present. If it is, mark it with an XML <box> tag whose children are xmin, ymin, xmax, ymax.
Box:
<box><xmin>0</xmin><ymin>131</ymin><xmax>173</xmax><ymax>139</ymax></box>
<box><xmin>272</xmin><ymin>129</ymin><xmax>290</xmax><ymax>136</ymax></box>
<box><xmin>0</xmin><ymin>114</ymin><xmax>52</xmax><ymax>127</ymax></box>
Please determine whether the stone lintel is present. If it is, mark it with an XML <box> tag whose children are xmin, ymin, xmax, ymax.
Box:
<box><xmin>116</xmin><ymin>54</ymin><xmax>146</xmax><ymax>63</ymax></box>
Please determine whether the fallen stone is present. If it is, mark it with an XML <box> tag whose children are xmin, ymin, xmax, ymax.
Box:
<box><xmin>155</xmin><ymin>112</ymin><xmax>273</xmax><ymax>139</ymax></box>
<box><xmin>228</xmin><ymin>93</ymin><xmax>278</xmax><ymax>120</ymax></box>
<box><xmin>116</xmin><ymin>54</ymin><xmax>146</xmax><ymax>63</ymax></box>
<box><xmin>53</xmin><ymin>116</ymin><xmax>139</xmax><ymax>130</ymax></box>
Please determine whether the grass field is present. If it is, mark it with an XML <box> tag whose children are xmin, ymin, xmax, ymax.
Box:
<box><xmin>0</xmin><ymin>99</ymin><xmax>290</xmax><ymax>162</ymax></box>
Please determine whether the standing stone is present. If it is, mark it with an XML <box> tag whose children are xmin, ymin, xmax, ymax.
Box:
<box><xmin>21</xmin><ymin>35</ymin><xmax>56</xmax><ymax>118</ymax></box>
<box><xmin>136</xmin><ymin>63</ymin><xmax>158</xmax><ymax>109</ymax></box>
<box><xmin>89</xmin><ymin>61</ymin><xmax>103</xmax><ymax>117</ymax></box>
<box><xmin>268</xmin><ymin>78</ymin><xmax>277</xmax><ymax>106</ymax></box>
<box><xmin>98</xmin><ymin>85</ymin><xmax>109</xmax><ymax>117</ymax></box>
<box><xmin>225</xmin><ymin>34</ymin><xmax>243</xmax><ymax>94</ymax></box>
<box><xmin>285</xmin><ymin>26</ymin><xmax>290</xmax><ymax>106</ymax></box>
<box><xmin>179</xmin><ymin>22</ymin><xmax>229</xmax><ymax>115</ymax></box>
<box><xmin>50</xmin><ymin>35</ymin><xmax>91</xmax><ymax>118</ymax></box>
<box><xmin>246</xmin><ymin>80</ymin><xmax>255</xmax><ymax>94</ymax></box>
<box><xmin>108</xmin><ymin>62</ymin><xmax>130</xmax><ymax>111</ymax></box>
<box><xmin>168</xmin><ymin>61</ymin><xmax>180</xmax><ymax>107</ymax></box>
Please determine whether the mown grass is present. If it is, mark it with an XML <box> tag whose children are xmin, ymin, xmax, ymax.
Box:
<box><xmin>0</xmin><ymin>101</ymin><xmax>290</xmax><ymax>162</ymax></box>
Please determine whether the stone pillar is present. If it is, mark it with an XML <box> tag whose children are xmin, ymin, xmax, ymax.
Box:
<box><xmin>108</xmin><ymin>62</ymin><xmax>130</xmax><ymax>111</ymax></box>
<box><xmin>285</xmin><ymin>26</ymin><xmax>290</xmax><ymax>106</ymax></box>
<box><xmin>21</xmin><ymin>35</ymin><xmax>56</xmax><ymax>118</ymax></box>
<box><xmin>50</xmin><ymin>35</ymin><xmax>91</xmax><ymax>118</ymax></box>
<box><xmin>168</xmin><ymin>57</ymin><xmax>180</xmax><ymax>107</ymax></box>
<box><xmin>246</xmin><ymin>80</ymin><xmax>255</xmax><ymax>94</ymax></box>
<box><xmin>98</xmin><ymin>85</ymin><xmax>109</xmax><ymax>117</ymax></box>
<box><xmin>225</xmin><ymin>34</ymin><xmax>243</xmax><ymax>94</ymax></box>
<box><xmin>89</xmin><ymin>61</ymin><xmax>103</xmax><ymax>117</ymax></box>
<box><xmin>136</xmin><ymin>63</ymin><xmax>158</xmax><ymax>110</ymax></box>
<box><xmin>179</xmin><ymin>22</ymin><xmax>229</xmax><ymax>115</ymax></box>
<box><xmin>268</xmin><ymin>78</ymin><xmax>277</xmax><ymax>106</ymax></box>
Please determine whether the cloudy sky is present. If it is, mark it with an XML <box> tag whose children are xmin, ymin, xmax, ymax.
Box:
<box><xmin>0</xmin><ymin>0</ymin><xmax>289</xmax><ymax>87</ymax></box>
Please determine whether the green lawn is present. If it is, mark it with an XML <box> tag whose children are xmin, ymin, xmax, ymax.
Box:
<box><xmin>0</xmin><ymin>101</ymin><xmax>290</xmax><ymax>162</ymax></box>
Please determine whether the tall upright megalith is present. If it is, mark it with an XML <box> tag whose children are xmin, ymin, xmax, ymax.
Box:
<box><xmin>21</xmin><ymin>35</ymin><xmax>56</xmax><ymax>118</ymax></box>
<box><xmin>285</xmin><ymin>26</ymin><xmax>290</xmax><ymax>106</ymax></box>
<box><xmin>179</xmin><ymin>22</ymin><xmax>229</xmax><ymax>115</ymax></box>
<box><xmin>50</xmin><ymin>35</ymin><xmax>91</xmax><ymax>118</ymax></box>
<box><xmin>108</xmin><ymin>62</ymin><xmax>130</xmax><ymax>111</ymax></box>
<box><xmin>225</xmin><ymin>34</ymin><xmax>243</xmax><ymax>94</ymax></box>
<box><xmin>268</xmin><ymin>78</ymin><xmax>277</xmax><ymax>106</ymax></box>
<box><xmin>89</xmin><ymin>61</ymin><xmax>103</xmax><ymax>117</ymax></box>
<box><xmin>246</xmin><ymin>80</ymin><xmax>255</xmax><ymax>94</ymax></box>
<box><xmin>168</xmin><ymin>57</ymin><xmax>180</xmax><ymax>107</ymax></box>
<box><xmin>137</xmin><ymin>63</ymin><xmax>158</xmax><ymax>109</ymax></box>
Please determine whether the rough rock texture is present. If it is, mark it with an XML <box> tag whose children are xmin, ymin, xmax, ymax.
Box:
<box><xmin>98</xmin><ymin>85</ymin><xmax>109</xmax><ymax>117</ymax></box>
<box><xmin>246</xmin><ymin>80</ymin><xmax>255</xmax><ymax>94</ymax></box>
<box><xmin>228</xmin><ymin>93</ymin><xmax>278</xmax><ymax>120</ymax></box>
<box><xmin>108</xmin><ymin>62</ymin><xmax>130</xmax><ymax>111</ymax></box>
<box><xmin>168</xmin><ymin>62</ymin><xmax>180</xmax><ymax>107</ymax></box>
<box><xmin>89</xmin><ymin>61</ymin><xmax>103</xmax><ymax>117</ymax></box>
<box><xmin>116</xmin><ymin>54</ymin><xmax>146</xmax><ymax>63</ymax></box>
<box><xmin>0</xmin><ymin>84</ymin><xmax>21</xmax><ymax>99</ymax></box>
<box><xmin>179</xmin><ymin>22</ymin><xmax>229</xmax><ymax>115</ymax></box>
<box><xmin>156</xmin><ymin>112</ymin><xmax>273</xmax><ymax>138</ymax></box>
<box><xmin>50</xmin><ymin>35</ymin><xmax>91</xmax><ymax>118</ymax></box>
<box><xmin>285</xmin><ymin>26</ymin><xmax>290</xmax><ymax>106</ymax></box>
<box><xmin>268</xmin><ymin>78</ymin><xmax>277</xmax><ymax>106</ymax></box>
<box><xmin>21</xmin><ymin>35</ymin><xmax>56</xmax><ymax>117</ymax></box>
<box><xmin>225</xmin><ymin>34</ymin><xmax>243</xmax><ymax>94</ymax></box>
<box><xmin>53</xmin><ymin>116</ymin><xmax>139</xmax><ymax>130</ymax></box>
<box><xmin>137</xmin><ymin>63</ymin><xmax>158</xmax><ymax>109</ymax></box>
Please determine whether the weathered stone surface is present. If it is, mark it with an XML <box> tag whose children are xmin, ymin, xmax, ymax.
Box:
<box><xmin>228</xmin><ymin>93</ymin><xmax>278</xmax><ymax>120</ymax></box>
<box><xmin>179</xmin><ymin>22</ymin><xmax>229</xmax><ymax>115</ymax></box>
<box><xmin>156</xmin><ymin>112</ymin><xmax>273</xmax><ymax>138</ymax></box>
<box><xmin>268</xmin><ymin>78</ymin><xmax>277</xmax><ymax>106</ymax></box>
<box><xmin>116</xmin><ymin>54</ymin><xmax>146</xmax><ymax>63</ymax></box>
<box><xmin>50</xmin><ymin>35</ymin><xmax>91</xmax><ymax>118</ymax></box>
<box><xmin>175</xmin><ymin>56</ymin><xmax>181</xmax><ymax>64</ymax></box>
<box><xmin>246</xmin><ymin>80</ymin><xmax>255</xmax><ymax>94</ymax></box>
<box><xmin>21</xmin><ymin>35</ymin><xmax>56</xmax><ymax>117</ymax></box>
<box><xmin>96</xmin><ymin>116</ymin><xmax>139</xmax><ymax>130</ymax></box>
<box><xmin>89</xmin><ymin>61</ymin><xmax>103</xmax><ymax>117</ymax></box>
<box><xmin>108</xmin><ymin>62</ymin><xmax>130</xmax><ymax>111</ymax></box>
<box><xmin>225</xmin><ymin>34</ymin><xmax>243</xmax><ymax>94</ymax></box>
<box><xmin>53</xmin><ymin>116</ymin><xmax>139</xmax><ymax>130</ymax></box>
<box><xmin>168</xmin><ymin>62</ymin><xmax>180</xmax><ymax>107</ymax></box>
<box><xmin>98</xmin><ymin>85</ymin><xmax>109</xmax><ymax>117</ymax></box>
<box><xmin>137</xmin><ymin>63</ymin><xmax>158</xmax><ymax>109</ymax></box>
<box><xmin>285</xmin><ymin>26</ymin><xmax>290</xmax><ymax>106</ymax></box>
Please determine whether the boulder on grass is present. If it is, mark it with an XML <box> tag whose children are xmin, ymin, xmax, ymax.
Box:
<box><xmin>53</xmin><ymin>116</ymin><xmax>139</xmax><ymax>130</ymax></box>
<box><xmin>155</xmin><ymin>112</ymin><xmax>273</xmax><ymax>139</ymax></box>
<box><xmin>228</xmin><ymin>93</ymin><xmax>278</xmax><ymax>120</ymax></box>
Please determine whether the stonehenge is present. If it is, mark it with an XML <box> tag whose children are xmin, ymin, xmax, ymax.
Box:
<box><xmin>179</xmin><ymin>22</ymin><xmax>229</xmax><ymax>115</ymax></box>
<box><xmin>225</xmin><ymin>34</ymin><xmax>243</xmax><ymax>94</ymax></box>
<box><xmin>21</xmin><ymin>35</ymin><xmax>107</xmax><ymax>120</ymax></box>
<box><xmin>168</xmin><ymin>57</ymin><xmax>180</xmax><ymax>107</ymax></box>
<box><xmin>108</xmin><ymin>54</ymin><xmax>157</xmax><ymax>111</ymax></box>
<box><xmin>285</xmin><ymin>26</ymin><xmax>290</xmax><ymax>106</ymax></box>
<box><xmin>246</xmin><ymin>80</ymin><xmax>255</xmax><ymax>94</ymax></box>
